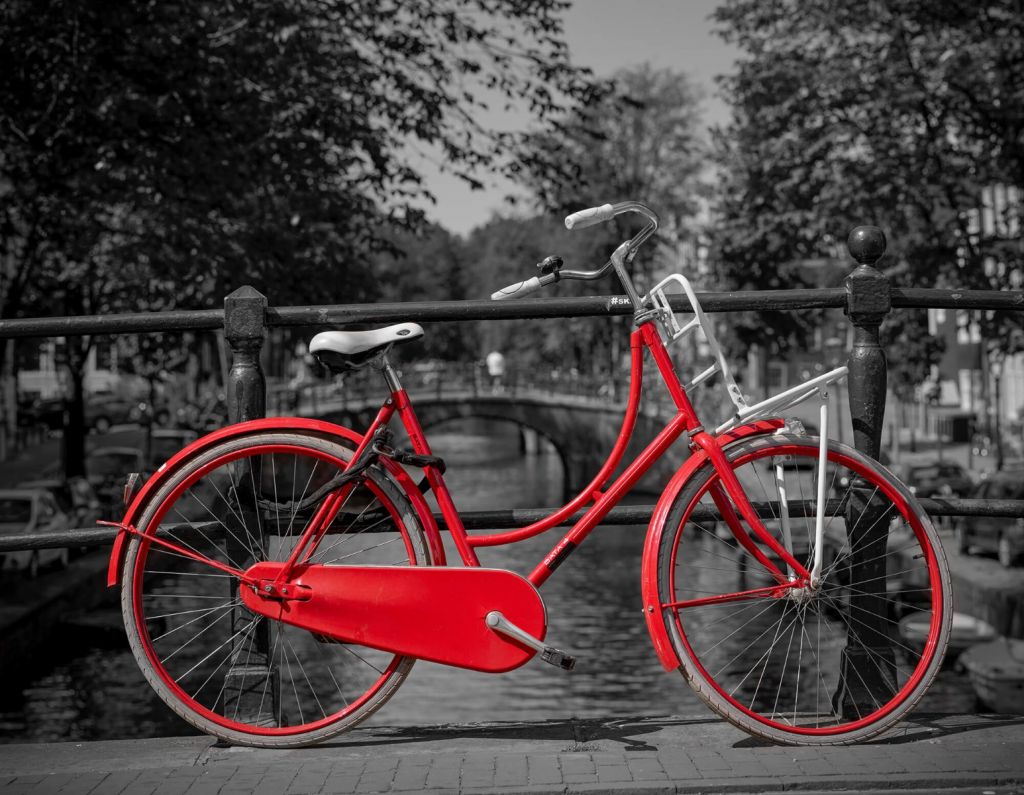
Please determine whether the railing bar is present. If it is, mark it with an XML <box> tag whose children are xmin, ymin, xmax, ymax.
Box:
<box><xmin>7</xmin><ymin>497</ymin><xmax>1024</xmax><ymax>552</ymax></box>
<box><xmin>6</xmin><ymin>288</ymin><xmax>1024</xmax><ymax>341</ymax></box>
<box><xmin>0</xmin><ymin>310</ymin><xmax>224</xmax><ymax>339</ymax></box>
<box><xmin>266</xmin><ymin>290</ymin><xmax>849</xmax><ymax>326</ymax></box>
<box><xmin>891</xmin><ymin>288</ymin><xmax>1024</xmax><ymax>310</ymax></box>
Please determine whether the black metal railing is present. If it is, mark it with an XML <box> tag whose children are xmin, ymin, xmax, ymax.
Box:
<box><xmin>2</xmin><ymin>226</ymin><xmax>1023</xmax><ymax>554</ymax></box>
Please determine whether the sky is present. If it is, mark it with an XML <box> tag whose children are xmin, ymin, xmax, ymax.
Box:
<box><xmin>416</xmin><ymin>0</ymin><xmax>741</xmax><ymax>235</ymax></box>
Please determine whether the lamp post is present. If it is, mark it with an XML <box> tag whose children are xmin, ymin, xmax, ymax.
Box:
<box><xmin>992</xmin><ymin>354</ymin><xmax>1005</xmax><ymax>471</ymax></box>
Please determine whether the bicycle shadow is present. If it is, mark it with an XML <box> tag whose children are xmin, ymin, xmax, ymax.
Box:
<box><xmin>730</xmin><ymin>712</ymin><xmax>1024</xmax><ymax>748</ymax></box>
<box><xmin>315</xmin><ymin>714</ymin><xmax>716</xmax><ymax>752</ymax></box>
<box><xmin>871</xmin><ymin>712</ymin><xmax>1024</xmax><ymax>745</ymax></box>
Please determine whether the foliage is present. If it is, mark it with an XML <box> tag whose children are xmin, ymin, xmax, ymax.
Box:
<box><xmin>710</xmin><ymin>0</ymin><xmax>1024</xmax><ymax>383</ymax></box>
<box><xmin>0</xmin><ymin>0</ymin><xmax>598</xmax><ymax>316</ymax></box>
<box><xmin>474</xmin><ymin>65</ymin><xmax>709</xmax><ymax>381</ymax></box>
<box><xmin>519</xmin><ymin>64</ymin><xmax>709</xmax><ymax>286</ymax></box>
<box><xmin>371</xmin><ymin>223</ymin><xmax>472</xmax><ymax>362</ymax></box>
<box><xmin>881</xmin><ymin>312</ymin><xmax>946</xmax><ymax>403</ymax></box>
<box><xmin>0</xmin><ymin>0</ymin><xmax>598</xmax><ymax>470</ymax></box>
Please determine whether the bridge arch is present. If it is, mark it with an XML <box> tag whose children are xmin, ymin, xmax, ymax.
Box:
<box><xmin>418</xmin><ymin>409</ymin><xmax>569</xmax><ymax>488</ymax></box>
<box><xmin>315</xmin><ymin>393</ymin><xmax>687</xmax><ymax>496</ymax></box>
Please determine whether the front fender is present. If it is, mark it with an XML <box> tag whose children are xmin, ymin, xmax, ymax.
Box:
<box><xmin>640</xmin><ymin>419</ymin><xmax>784</xmax><ymax>671</ymax></box>
<box><xmin>107</xmin><ymin>417</ymin><xmax>446</xmax><ymax>587</ymax></box>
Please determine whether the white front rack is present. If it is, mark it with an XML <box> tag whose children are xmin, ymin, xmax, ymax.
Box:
<box><xmin>645</xmin><ymin>273</ymin><xmax>848</xmax><ymax>435</ymax></box>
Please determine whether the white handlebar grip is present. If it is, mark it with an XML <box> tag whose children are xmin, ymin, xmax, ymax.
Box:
<box><xmin>491</xmin><ymin>276</ymin><xmax>543</xmax><ymax>301</ymax></box>
<box><xmin>564</xmin><ymin>203</ymin><xmax>615</xmax><ymax>231</ymax></box>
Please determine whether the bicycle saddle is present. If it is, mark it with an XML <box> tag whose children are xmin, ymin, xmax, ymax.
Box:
<box><xmin>310</xmin><ymin>323</ymin><xmax>424</xmax><ymax>371</ymax></box>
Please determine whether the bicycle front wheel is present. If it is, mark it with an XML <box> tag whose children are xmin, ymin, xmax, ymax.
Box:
<box><xmin>655</xmin><ymin>433</ymin><xmax>951</xmax><ymax>744</ymax></box>
<box><xmin>121</xmin><ymin>431</ymin><xmax>433</xmax><ymax>748</ymax></box>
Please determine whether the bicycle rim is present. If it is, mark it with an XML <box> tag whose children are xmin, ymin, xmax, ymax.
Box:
<box><xmin>658</xmin><ymin>434</ymin><xmax>951</xmax><ymax>744</ymax></box>
<box><xmin>122</xmin><ymin>432</ymin><xmax>430</xmax><ymax>747</ymax></box>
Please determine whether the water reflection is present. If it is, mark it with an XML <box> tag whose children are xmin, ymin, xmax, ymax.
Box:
<box><xmin>0</xmin><ymin>419</ymin><xmax>977</xmax><ymax>742</ymax></box>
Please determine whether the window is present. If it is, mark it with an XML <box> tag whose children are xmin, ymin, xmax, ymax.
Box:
<box><xmin>766</xmin><ymin>363</ymin><xmax>787</xmax><ymax>389</ymax></box>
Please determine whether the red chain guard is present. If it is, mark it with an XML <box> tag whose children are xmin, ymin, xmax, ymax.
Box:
<box><xmin>239</xmin><ymin>563</ymin><xmax>547</xmax><ymax>673</ymax></box>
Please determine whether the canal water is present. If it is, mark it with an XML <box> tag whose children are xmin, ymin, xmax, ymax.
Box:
<box><xmin>0</xmin><ymin>420</ymin><xmax>978</xmax><ymax>743</ymax></box>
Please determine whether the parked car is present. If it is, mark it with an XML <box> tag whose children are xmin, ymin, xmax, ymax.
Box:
<box><xmin>23</xmin><ymin>394</ymin><xmax>145</xmax><ymax>433</ymax></box>
<box><xmin>0</xmin><ymin>488</ymin><xmax>71</xmax><ymax>577</ymax></box>
<box><xmin>903</xmin><ymin>462</ymin><xmax>974</xmax><ymax>498</ymax></box>
<box><xmin>17</xmin><ymin>477</ymin><xmax>103</xmax><ymax>534</ymax></box>
<box><xmin>175</xmin><ymin>392</ymin><xmax>227</xmax><ymax>433</ymax></box>
<box><xmin>86</xmin><ymin>447</ymin><xmax>147</xmax><ymax>508</ymax></box>
<box><xmin>149</xmin><ymin>428</ymin><xmax>199</xmax><ymax>467</ymax></box>
<box><xmin>954</xmin><ymin>473</ymin><xmax>1024</xmax><ymax>567</ymax></box>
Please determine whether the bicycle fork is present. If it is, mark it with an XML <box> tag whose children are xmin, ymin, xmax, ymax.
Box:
<box><xmin>694</xmin><ymin>398</ymin><xmax>832</xmax><ymax>592</ymax></box>
<box><xmin>770</xmin><ymin>396</ymin><xmax>830</xmax><ymax>588</ymax></box>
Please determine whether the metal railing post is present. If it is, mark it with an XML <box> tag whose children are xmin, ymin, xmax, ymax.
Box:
<box><xmin>838</xmin><ymin>226</ymin><xmax>896</xmax><ymax>714</ymax></box>
<box><xmin>225</xmin><ymin>286</ymin><xmax>268</xmax><ymax>423</ymax></box>
<box><xmin>221</xmin><ymin>286</ymin><xmax>277</xmax><ymax>725</ymax></box>
<box><xmin>845</xmin><ymin>227</ymin><xmax>891</xmax><ymax>459</ymax></box>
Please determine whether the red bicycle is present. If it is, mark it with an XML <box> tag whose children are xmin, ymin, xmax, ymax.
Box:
<box><xmin>107</xmin><ymin>202</ymin><xmax>951</xmax><ymax>747</ymax></box>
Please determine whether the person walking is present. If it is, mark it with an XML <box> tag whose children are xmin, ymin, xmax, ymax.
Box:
<box><xmin>485</xmin><ymin>350</ymin><xmax>505</xmax><ymax>394</ymax></box>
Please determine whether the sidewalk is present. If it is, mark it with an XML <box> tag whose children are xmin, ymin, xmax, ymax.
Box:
<box><xmin>1</xmin><ymin>712</ymin><xmax>1023</xmax><ymax>794</ymax></box>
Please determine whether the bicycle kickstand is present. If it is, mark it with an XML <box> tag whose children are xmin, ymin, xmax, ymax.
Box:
<box><xmin>485</xmin><ymin>611</ymin><xmax>577</xmax><ymax>671</ymax></box>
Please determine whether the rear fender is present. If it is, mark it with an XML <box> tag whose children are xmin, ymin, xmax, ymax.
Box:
<box><xmin>640</xmin><ymin>419</ymin><xmax>784</xmax><ymax>671</ymax></box>
<box><xmin>106</xmin><ymin>417</ymin><xmax>446</xmax><ymax>587</ymax></box>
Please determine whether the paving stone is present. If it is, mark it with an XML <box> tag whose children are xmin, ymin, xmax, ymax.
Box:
<box><xmin>625</xmin><ymin>757</ymin><xmax>668</xmax><ymax>781</ymax></box>
<box><xmin>558</xmin><ymin>754</ymin><xmax>595</xmax><ymax>776</ymax></box>
<box><xmin>355</xmin><ymin>773</ymin><xmax>396</xmax><ymax>793</ymax></box>
<box><xmin>526</xmin><ymin>755</ymin><xmax>561</xmax><ymax>786</ymax></box>
<box><xmin>362</xmin><ymin>758</ymin><xmax>398</xmax><ymax>774</ymax></box>
<box><xmin>563</xmin><ymin>773</ymin><xmax>600</xmax><ymax>784</ymax></box>
<box><xmin>151</xmin><ymin>780</ymin><xmax>196</xmax><ymax>795</ymax></box>
<box><xmin>319</xmin><ymin>773</ymin><xmax>360</xmax><ymax>794</ymax></box>
<box><xmin>22</xmin><ymin>774</ymin><xmax>70</xmax><ymax>794</ymax></box>
<box><xmin>4</xmin><ymin>712</ymin><xmax>1024</xmax><ymax>795</ymax></box>
<box><xmin>658</xmin><ymin>754</ymin><xmax>700</xmax><ymax>779</ymax></box>
<box><xmin>590</xmin><ymin>752</ymin><xmax>627</xmax><ymax>765</ymax></box>
<box><xmin>690</xmin><ymin>753</ymin><xmax>731</xmax><ymax>772</ymax></box>
<box><xmin>181</xmin><ymin>779</ymin><xmax>229</xmax><ymax>795</ymax></box>
<box><xmin>286</xmin><ymin>770</ymin><xmax>330</xmax><ymax>794</ymax></box>
<box><xmin>424</xmin><ymin>766</ymin><xmax>460</xmax><ymax>790</ymax></box>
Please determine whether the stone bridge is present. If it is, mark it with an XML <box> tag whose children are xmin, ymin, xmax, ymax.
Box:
<box><xmin>306</xmin><ymin>389</ymin><xmax>689</xmax><ymax>497</ymax></box>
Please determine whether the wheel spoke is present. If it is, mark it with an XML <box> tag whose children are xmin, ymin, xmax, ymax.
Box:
<box><xmin>124</xmin><ymin>434</ymin><xmax>427</xmax><ymax>745</ymax></box>
<box><xmin>661</xmin><ymin>435</ymin><xmax>949</xmax><ymax>741</ymax></box>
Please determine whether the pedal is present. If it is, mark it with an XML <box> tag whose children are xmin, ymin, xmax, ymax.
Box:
<box><xmin>540</xmin><ymin>647</ymin><xmax>576</xmax><ymax>671</ymax></box>
<box><xmin>485</xmin><ymin>610</ymin><xmax>576</xmax><ymax>671</ymax></box>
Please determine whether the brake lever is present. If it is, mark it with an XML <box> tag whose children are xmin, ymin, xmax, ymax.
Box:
<box><xmin>536</xmin><ymin>255</ymin><xmax>563</xmax><ymax>276</ymax></box>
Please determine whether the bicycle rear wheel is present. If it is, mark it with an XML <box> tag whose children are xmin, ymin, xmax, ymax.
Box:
<box><xmin>121</xmin><ymin>431</ymin><xmax>432</xmax><ymax>747</ymax></box>
<box><xmin>655</xmin><ymin>433</ymin><xmax>951</xmax><ymax>744</ymax></box>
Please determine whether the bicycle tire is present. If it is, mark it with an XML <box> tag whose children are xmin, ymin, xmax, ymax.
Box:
<box><xmin>655</xmin><ymin>433</ymin><xmax>951</xmax><ymax>744</ymax></box>
<box><xmin>121</xmin><ymin>430</ymin><xmax>433</xmax><ymax>748</ymax></box>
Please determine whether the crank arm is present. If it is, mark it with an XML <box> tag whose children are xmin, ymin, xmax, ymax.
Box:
<box><xmin>485</xmin><ymin>611</ymin><xmax>576</xmax><ymax>670</ymax></box>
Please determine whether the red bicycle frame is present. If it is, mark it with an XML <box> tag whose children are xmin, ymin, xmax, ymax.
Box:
<box><xmin>277</xmin><ymin>320</ymin><xmax>811</xmax><ymax>590</ymax></box>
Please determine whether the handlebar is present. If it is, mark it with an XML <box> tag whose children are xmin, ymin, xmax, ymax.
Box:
<box><xmin>489</xmin><ymin>200</ymin><xmax>659</xmax><ymax>301</ymax></box>
<box><xmin>491</xmin><ymin>275</ymin><xmax>550</xmax><ymax>301</ymax></box>
<box><xmin>565</xmin><ymin>201</ymin><xmax>658</xmax><ymax>234</ymax></box>
<box><xmin>564</xmin><ymin>203</ymin><xmax>615</xmax><ymax>231</ymax></box>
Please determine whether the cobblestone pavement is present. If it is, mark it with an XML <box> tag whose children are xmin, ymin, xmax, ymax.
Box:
<box><xmin>1</xmin><ymin>713</ymin><xmax>1023</xmax><ymax>794</ymax></box>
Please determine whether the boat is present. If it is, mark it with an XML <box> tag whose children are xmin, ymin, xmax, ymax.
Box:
<box><xmin>899</xmin><ymin>611</ymin><xmax>997</xmax><ymax>660</ymax></box>
<box><xmin>960</xmin><ymin>638</ymin><xmax>1024</xmax><ymax>714</ymax></box>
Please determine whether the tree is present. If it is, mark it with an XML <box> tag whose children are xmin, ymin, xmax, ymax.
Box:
<box><xmin>0</xmin><ymin>0</ymin><xmax>599</xmax><ymax>468</ymax></box>
<box><xmin>371</xmin><ymin>223</ymin><xmax>472</xmax><ymax>362</ymax></box>
<box><xmin>521</xmin><ymin>64</ymin><xmax>709</xmax><ymax>285</ymax></box>
<box><xmin>710</xmin><ymin>0</ymin><xmax>1024</xmax><ymax>395</ymax></box>
<box><xmin>494</xmin><ymin>65</ymin><xmax>709</xmax><ymax>393</ymax></box>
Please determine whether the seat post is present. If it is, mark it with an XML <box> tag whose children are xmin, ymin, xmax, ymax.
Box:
<box><xmin>380</xmin><ymin>354</ymin><xmax>404</xmax><ymax>393</ymax></box>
